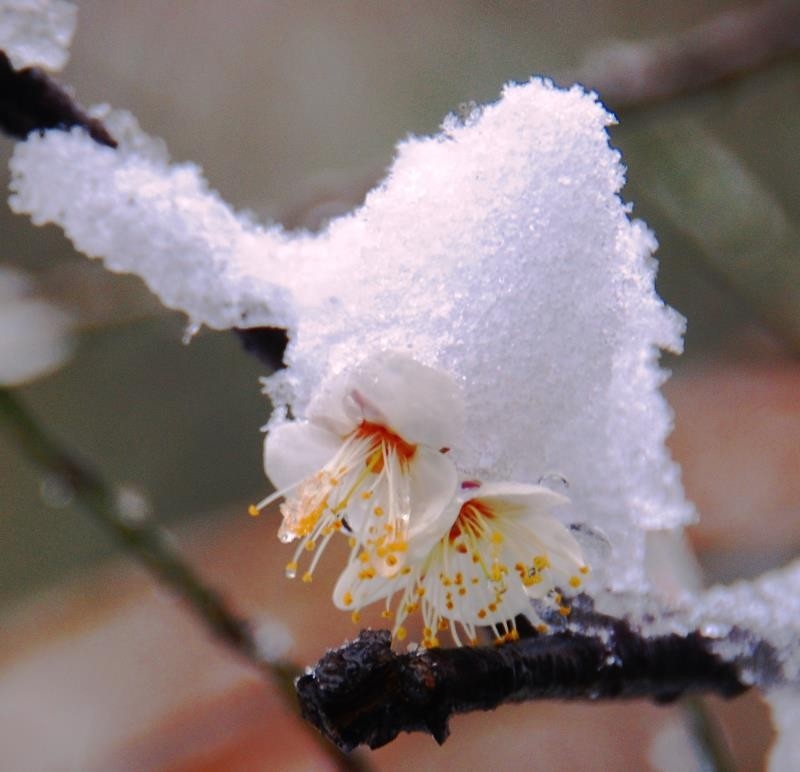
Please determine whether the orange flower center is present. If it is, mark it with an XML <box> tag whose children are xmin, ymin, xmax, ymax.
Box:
<box><xmin>355</xmin><ymin>420</ymin><xmax>417</xmax><ymax>471</ymax></box>
<box><xmin>449</xmin><ymin>499</ymin><xmax>494</xmax><ymax>542</ymax></box>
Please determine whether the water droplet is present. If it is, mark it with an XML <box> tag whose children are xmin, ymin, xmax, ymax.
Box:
<box><xmin>538</xmin><ymin>472</ymin><xmax>570</xmax><ymax>492</ymax></box>
<box><xmin>182</xmin><ymin>321</ymin><xmax>201</xmax><ymax>345</ymax></box>
<box><xmin>569</xmin><ymin>522</ymin><xmax>612</xmax><ymax>561</ymax></box>
<box><xmin>700</xmin><ymin>622</ymin><xmax>729</xmax><ymax>639</ymax></box>
<box><xmin>39</xmin><ymin>474</ymin><xmax>74</xmax><ymax>508</ymax></box>
<box><xmin>278</xmin><ymin>531</ymin><xmax>294</xmax><ymax>544</ymax></box>
<box><xmin>252</xmin><ymin>615</ymin><xmax>293</xmax><ymax>661</ymax></box>
<box><xmin>115</xmin><ymin>485</ymin><xmax>151</xmax><ymax>524</ymax></box>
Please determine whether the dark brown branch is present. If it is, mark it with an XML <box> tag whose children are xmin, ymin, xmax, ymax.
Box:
<box><xmin>0</xmin><ymin>50</ymin><xmax>289</xmax><ymax>370</ymax></box>
<box><xmin>236</xmin><ymin>327</ymin><xmax>288</xmax><ymax>371</ymax></box>
<box><xmin>578</xmin><ymin>0</ymin><xmax>800</xmax><ymax>109</ymax></box>
<box><xmin>297</xmin><ymin>618</ymin><xmax>757</xmax><ymax>752</ymax></box>
<box><xmin>0</xmin><ymin>50</ymin><xmax>116</xmax><ymax>147</ymax></box>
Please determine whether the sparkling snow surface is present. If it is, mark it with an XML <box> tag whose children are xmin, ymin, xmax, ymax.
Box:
<box><xmin>9</xmin><ymin>79</ymin><xmax>692</xmax><ymax>591</ymax></box>
<box><xmin>0</xmin><ymin>0</ymin><xmax>76</xmax><ymax>71</ymax></box>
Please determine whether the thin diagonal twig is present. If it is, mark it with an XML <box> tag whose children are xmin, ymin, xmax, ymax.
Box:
<box><xmin>0</xmin><ymin>388</ymin><xmax>371</xmax><ymax>772</ymax></box>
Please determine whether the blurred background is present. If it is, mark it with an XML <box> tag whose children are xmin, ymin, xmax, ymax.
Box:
<box><xmin>1</xmin><ymin>1</ymin><xmax>798</xmax><ymax>769</ymax></box>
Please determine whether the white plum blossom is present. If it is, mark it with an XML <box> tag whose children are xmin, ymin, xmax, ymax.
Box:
<box><xmin>250</xmin><ymin>351</ymin><xmax>463</xmax><ymax>585</ymax></box>
<box><xmin>333</xmin><ymin>479</ymin><xmax>588</xmax><ymax>647</ymax></box>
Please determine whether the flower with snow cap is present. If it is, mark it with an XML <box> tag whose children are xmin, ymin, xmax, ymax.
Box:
<box><xmin>334</xmin><ymin>479</ymin><xmax>589</xmax><ymax>648</ymax></box>
<box><xmin>250</xmin><ymin>351</ymin><xmax>463</xmax><ymax>584</ymax></box>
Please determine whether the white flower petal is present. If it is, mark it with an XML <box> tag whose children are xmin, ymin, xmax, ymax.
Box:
<box><xmin>406</xmin><ymin>447</ymin><xmax>460</xmax><ymax>552</ymax></box>
<box><xmin>332</xmin><ymin>557</ymin><xmax>404</xmax><ymax>610</ymax></box>
<box><xmin>263</xmin><ymin>421</ymin><xmax>341</xmax><ymax>491</ymax></box>
<box><xmin>305</xmin><ymin>371</ymin><xmax>358</xmax><ymax>437</ymax></box>
<box><xmin>473</xmin><ymin>481</ymin><xmax>569</xmax><ymax>511</ymax></box>
<box><xmin>519</xmin><ymin>514</ymin><xmax>586</xmax><ymax>567</ymax></box>
<box><xmin>342</xmin><ymin>351</ymin><xmax>464</xmax><ymax>448</ymax></box>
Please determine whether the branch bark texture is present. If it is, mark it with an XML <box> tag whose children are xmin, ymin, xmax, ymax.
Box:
<box><xmin>297</xmin><ymin>624</ymin><xmax>752</xmax><ymax>751</ymax></box>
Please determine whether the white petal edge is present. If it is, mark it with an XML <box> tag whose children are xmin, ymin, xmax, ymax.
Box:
<box><xmin>406</xmin><ymin>447</ymin><xmax>460</xmax><ymax>555</ymax></box>
<box><xmin>332</xmin><ymin>558</ymin><xmax>405</xmax><ymax>610</ymax></box>
<box><xmin>263</xmin><ymin>421</ymin><xmax>341</xmax><ymax>491</ymax></box>
<box><xmin>471</xmin><ymin>481</ymin><xmax>570</xmax><ymax>510</ymax></box>
<box><xmin>319</xmin><ymin>351</ymin><xmax>465</xmax><ymax>448</ymax></box>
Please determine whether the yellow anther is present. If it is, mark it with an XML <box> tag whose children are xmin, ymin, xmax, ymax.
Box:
<box><xmin>559</xmin><ymin>605</ymin><xmax>571</xmax><ymax>617</ymax></box>
<box><xmin>458</xmin><ymin>587</ymin><xmax>467</xmax><ymax>596</ymax></box>
<box><xmin>386</xmin><ymin>554</ymin><xmax>398</xmax><ymax>567</ymax></box>
<box><xmin>358</xmin><ymin>551</ymin><xmax>370</xmax><ymax>563</ymax></box>
<box><xmin>373</xmin><ymin>506</ymin><xmax>384</xmax><ymax>517</ymax></box>
<box><xmin>381</xmin><ymin>609</ymin><xmax>393</xmax><ymax>619</ymax></box>
<box><xmin>304</xmin><ymin>540</ymin><xmax>316</xmax><ymax>551</ymax></box>
<box><xmin>358</xmin><ymin>567</ymin><xmax>376</xmax><ymax>580</ymax></box>
<box><xmin>360</xmin><ymin>490</ymin><xmax>373</xmax><ymax>500</ymax></box>
<box><xmin>536</xmin><ymin>623</ymin><xmax>549</xmax><ymax>634</ymax></box>
<box><xmin>490</xmin><ymin>532</ymin><xmax>503</xmax><ymax>545</ymax></box>
<box><xmin>247</xmin><ymin>505</ymin><xmax>260</xmax><ymax>517</ymax></box>
<box><xmin>580</xmin><ymin>565</ymin><xmax>590</xmax><ymax>575</ymax></box>
<box><xmin>477</xmin><ymin>609</ymin><xmax>487</xmax><ymax>619</ymax></box>
<box><xmin>401</xmin><ymin>566</ymin><xmax>412</xmax><ymax>575</ymax></box>
<box><xmin>351</xmin><ymin>611</ymin><xmax>361</xmax><ymax>624</ymax></box>
<box><xmin>396</xmin><ymin>626</ymin><xmax>407</xmax><ymax>641</ymax></box>
<box><xmin>438</xmin><ymin>619</ymin><xmax>449</xmax><ymax>631</ymax></box>
<box><xmin>569</xmin><ymin>576</ymin><xmax>582</xmax><ymax>588</ymax></box>
<box><xmin>301</xmin><ymin>571</ymin><xmax>313</xmax><ymax>583</ymax></box>
<box><xmin>348</xmin><ymin>536</ymin><xmax>357</xmax><ymax>548</ymax></box>
<box><xmin>533</xmin><ymin>555</ymin><xmax>550</xmax><ymax>571</ymax></box>
<box><xmin>342</xmin><ymin>591</ymin><xmax>353</xmax><ymax>607</ymax></box>
<box><xmin>416</xmin><ymin>587</ymin><xmax>426</xmax><ymax>597</ymax></box>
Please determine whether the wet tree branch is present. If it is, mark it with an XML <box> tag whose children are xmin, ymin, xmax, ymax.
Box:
<box><xmin>297</xmin><ymin>618</ymin><xmax>757</xmax><ymax>752</ymax></box>
<box><xmin>0</xmin><ymin>51</ymin><xmax>116</xmax><ymax>147</ymax></box>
